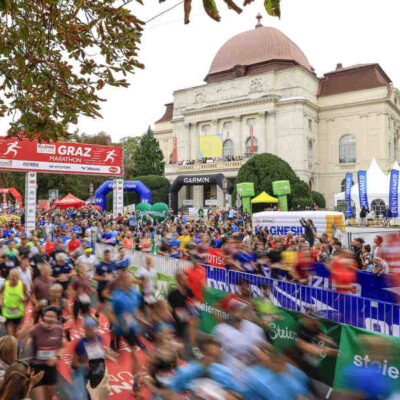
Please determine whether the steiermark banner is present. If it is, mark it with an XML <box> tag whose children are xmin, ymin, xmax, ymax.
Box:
<box><xmin>333</xmin><ymin>324</ymin><xmax>400</xmax><ymax>391</ymax></box>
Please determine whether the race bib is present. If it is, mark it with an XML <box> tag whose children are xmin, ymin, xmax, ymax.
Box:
<box><xmin>79</xmin><ymin>294</ymin><xmax>90</xmax><ymax>304</ymax></box>
<box><xmin>7</xmin><ymin>307</ymin><xmax>20</xmax><ymax>315</ymax></box>
<box><xmin>37</xmin><ymin>348</ymin><xmax>57</xmax><ymax>360</ymax></box>
<box><xmin>84</xmin><ymin>342</ymin><xmax>105</xmax><ymax>360</ymax></box>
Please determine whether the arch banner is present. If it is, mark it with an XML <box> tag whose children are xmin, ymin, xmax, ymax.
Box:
<box><xmin>169</xmin><ymin>173</ymin><xmax>233</xmax><ymax>214</ymax></box>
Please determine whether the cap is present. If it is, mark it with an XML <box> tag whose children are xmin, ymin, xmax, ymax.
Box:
<box><xmin>354</xmin><ymin>238</ymin><xmax>365</xmax><ymax>244</ymax></box>
<box><xmin>84</xmin><ymin>247</ymin><xmax>93</xmax><ymax>253</ymax></box>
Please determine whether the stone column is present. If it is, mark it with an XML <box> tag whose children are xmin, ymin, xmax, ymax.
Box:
<box><xmin>193</xmin><ymin>185</ymin><xmax>204</xmax><ymax>208</ymax></box>
<box><xmin>258</xmin><ymin>111</ymin><xmax>267</xmax><ymax>153</ymax></box>
<box><xmin>184</xmin><ymin>122</ymin><xmax>191</xmax><ymax>160</ymax></box>
<box><xmin>266</xmin><ymin>111</ymin><xmax>276</xmax><ymax>154</ymax></box>
<box><xmin>216</xmin><ymin>185</ymin><xmax>224</xmax><ymax>209</ymax></box>
<box><xmin>234</xmin><ymin>115</ymin><xmax>242</xmax><ymax>156</ymax></box>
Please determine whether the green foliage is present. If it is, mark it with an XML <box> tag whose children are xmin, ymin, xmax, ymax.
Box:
<box><xmin>0</xmin><ymin>0</ymin><xmax>144</xmax><ymax>141</ymax></box>
<box><xmin>118</xmin><ymin>136</ymin><xmax>140</xmax><ymax>176</ymax></box>
<box><xmin>235</xmin><ymin>153</ymin><xmax>313</xmax><ymax>209</ymax></box>
<box><xmin>311</xmin><ymin>190</ymin><xmax>326</xmax><ymax>209</ymax></box>
<box><xmin>131</xmin><ymin>127</ymin><xmax>165</xmax><ymax>177</ymax></box>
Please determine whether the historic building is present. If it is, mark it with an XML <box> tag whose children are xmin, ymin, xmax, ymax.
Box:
<box><xmin>154</xmin><ymin>17</ymin><xmax>400</xmax><ymax>210</ymax></box>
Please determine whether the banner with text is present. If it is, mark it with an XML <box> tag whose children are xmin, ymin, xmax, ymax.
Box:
<box><xmin>0</xmin><ymin>138</ymin><xmax>122</xmax><ymax>176</ymax></box>
<box><xmin>344</xmin><ymin>173</ymin><xmax>353</xmax><ymax>217</ymax></box>
<box><xmin>389</xmin><ymin>169</ymin><xmax>399</xmax><ymax>217</ymax></box>
<box><xmin>357</xmin><ymin>171</ymin><xmax>369</xmax><ymax>211</ymax></box>
<box><xmin>25</xmin><ymin>172</ymin><xmax>37</xmax><ymax>233</ymax></box>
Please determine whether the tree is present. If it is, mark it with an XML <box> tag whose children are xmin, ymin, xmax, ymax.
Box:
<box><xmin>311</xmin><ymin>190</ymin><xmax>326</xmax><ymax>209</ymax></box>
<box><xmin>118</xmin><ymin>136</ymin><xmax>140</xmax><ymax>176</ymax></box>
<box><xmin>0</xmin><ymin>1</ymin><xmax>280</xmax><ymax>141</ymax></box>
<box><xmin>131</xmin><ymin>127</ymin><xmax>165</xmax><ymax>177</ymax></box>
<box><xmin>235</xmin><ymin>153</ymin><xmax>313</xmax><ymax>209</ymax></box>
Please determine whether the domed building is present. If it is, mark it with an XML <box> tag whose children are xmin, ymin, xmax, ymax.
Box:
<box><xmin>154</xmin><ymin>19</ymin><xmax>400</xmax><ymax>210</ymax></box>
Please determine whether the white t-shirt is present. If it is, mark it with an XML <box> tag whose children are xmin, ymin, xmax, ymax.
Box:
<box><xmin>17</xmin><ymin>267</ymin><xmax>32</xmax><ymax>295</ymax></box>
<box><xmin>77</xmin><ymin>254</ymin><xmax>97</xmax><ymax>278</ymax></box>
<box><xmin>137</xmin><ymin>267</ymin><xmax>156</xmax><ymax>295</ymax></box>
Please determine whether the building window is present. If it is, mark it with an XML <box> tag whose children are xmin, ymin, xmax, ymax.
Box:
<box><xmin>339</xmin><ymin>134</ymin><xmax>356</xmax><ymax>164</ymax></box>
<box><xmin>308</xmin><ymin>140</ymin><xmax>313</xmax><ymax>169</ymax></box>
<box><xmin>201</xmin><ymin>124</ymin><xmax>211</xmax><ymax>135</ymax></box>
<box><xmin>246</xmin><ymin>118</ymin><xmax>256</xmax><ymax>126</ymax></box>
<box><xmin>371</xmin><ymin>199</ymin><xmax>386</xmax><ymax>217</ymax></box>
<box><xmin>223</xmin><ymin>139</ymin><xmax>234</xmax><ymax>158</ymax></box>
<box><xmin>223</xmin><ymin>121</ymin><xmax>232</xmax><ymax>133</ymax></box>
<box><xmin>308</xmin><ymin>119</ymin><xmax>312</xmax><ymax>131</ymax></box>
<box><xmin>245</xmin><ymin>137</ymin><xmax>258</xmax><ymax>157</ymax></box>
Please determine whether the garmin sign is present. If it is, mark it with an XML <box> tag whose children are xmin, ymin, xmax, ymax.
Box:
<box><xmin>169</xmin><ymin>174</ymin><xmax>233</xmax><ymax>214</ymax></box>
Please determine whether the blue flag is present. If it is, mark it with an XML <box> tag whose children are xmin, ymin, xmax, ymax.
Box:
<box><xmin>389</xmin><ymin>169</ymin><xmax>399</xmax><ymax>217</ymax></box>
<box><xmin>358</xmin><ymin>171</ymin><xmax>369</xmax><ymax>211</ymax></box>
<box><xmin>344</xmin><ymin>173</ymin><xmax>353</xmax><ymax>217</ymax></box>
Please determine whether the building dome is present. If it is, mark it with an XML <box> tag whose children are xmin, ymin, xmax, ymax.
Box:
<box><xmin>205</xmin><ymin>26</ymin><xmax>311</xmax><ymax>83</ymax></box>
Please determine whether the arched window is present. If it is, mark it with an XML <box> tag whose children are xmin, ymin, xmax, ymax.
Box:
<box><xmin>245</xmin><ymin>137</ymin><xmax>258</xmax><ymax>157</ymax></box>
<box><xmin>223</xmin><ymin>139</ymin><xmax>234</xmax><ymax>158</ymax></box>
<box><xmin>201</xmin><ymin>124</ymin><xmax>211</xmax><ymax>135</ymax></box>
<box><xmin>339</xmin><ymin>135</ymin><xmax>356</xmax><ymax>164</ymax></box>
<box><xmin>371</xmin><ymin>199</ymin><xmax>386</xmax><ymax>217</ymax></box>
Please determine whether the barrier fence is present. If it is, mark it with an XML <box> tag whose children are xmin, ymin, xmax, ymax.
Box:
<box><xmin>95</xmin><ymin>243</ymin><xmax>400</xmax><ymax>337</ymax></box>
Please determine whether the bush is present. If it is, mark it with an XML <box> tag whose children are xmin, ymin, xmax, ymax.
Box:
<box><xmin>235</xmin><ymin>153</ymin><xmax>313</xmax><ymax>209</ymax></box>
<box><xmin>311</xmin><ymin>190</ymin><xmax>326</xmax><ymax>209</ymax></box>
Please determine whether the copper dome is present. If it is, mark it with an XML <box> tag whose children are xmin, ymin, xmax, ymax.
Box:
<box><xmin>205</xmin><ymin>26</ymin><xmax>311</xmax><ymax>83</ymax></box>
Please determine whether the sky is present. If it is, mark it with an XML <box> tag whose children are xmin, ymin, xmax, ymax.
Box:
<box><xmin>1</xmin><ymin>0</ymin><xmax>399</xmax><ymax>141</ymax></box>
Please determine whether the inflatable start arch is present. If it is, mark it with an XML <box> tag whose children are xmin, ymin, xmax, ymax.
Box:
<box><xmin>0</xmin><ymin>188</ymin><xmax>23</xmax><ymax>209</ymax></box>
<box><xmin>94</xmin><ymin>181</ymin><xmax>152</xmax><ymax>211</ymax></box>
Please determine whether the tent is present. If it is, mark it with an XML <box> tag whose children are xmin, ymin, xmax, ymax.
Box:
<box><xmin>251</xmin><ymin>191</ymin><xmax>278</xmax><ymax>204</ymax></box>
<box><xmin>334</xmin><ymin>158</ymin><xmax>399</xmax><ymax>216</ymax></box>
<box><xmin>52</xmin><ymin>193</ymin><xmax>85</xmax><ymax>209</ymax></box>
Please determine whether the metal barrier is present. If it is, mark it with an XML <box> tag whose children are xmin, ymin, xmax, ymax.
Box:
<box><xmin>95</xmin><ymin>243</ymin><xmax>400</xmax><ymax>337</ymax></box>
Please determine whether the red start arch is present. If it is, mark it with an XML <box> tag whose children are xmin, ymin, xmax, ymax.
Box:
<box><xmin>0</xmin><ymin>188</ymin><xmax>23</xmax><ymax>209</ymax></box>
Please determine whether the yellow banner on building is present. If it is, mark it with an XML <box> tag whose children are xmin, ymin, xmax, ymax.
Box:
<box><xmin>200</xmin><ymin>135</ymin><xmax>222</xmax><ymax>158</ymax></box>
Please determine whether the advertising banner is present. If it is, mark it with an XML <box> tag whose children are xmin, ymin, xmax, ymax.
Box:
<box><xmin>344</xmin><ymin>173</ymin><xmax>353</xmax><ymax>217</ymax></box>
<box><xmin>112</xmin><ymin>179</ymin><xmax>124</xmax><ymax>218</ymax></box>
<box><xmin>389</xmin><ymin>169</ymin><xmax>399</xmax><ymax>217</ymax></box>
<box><xmin>357</xmin><ymin>171</ymin><xmax>369</xmax><ymax>210</ymax></box>
<box><xmin>199</xmin><ymin>135</ymin><xmax>222</xmax><ymax>158</ymax></box>
<box><xmin>0</xmin><ymin>138</ymin><xmax>122</xmax><ymax>176</ymax></box>
<box><xmin>204</xmin><ymin>248</ymin><xmax>224</xmax><ymax>268</ymax></box>
<box><xmin>25</xmin><ymin>172</ymin><xmax>37</xmax><ymax>233</ymax></box>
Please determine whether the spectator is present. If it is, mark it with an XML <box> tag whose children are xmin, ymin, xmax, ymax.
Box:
<box><xmin>359</xmin><ymin>206</ymin><xmax>368</xmax><ymax>226</ymax></box>
<box><xmin>383</xmin><ymin>205</ymin><xmax>393</xmax><ymax>226</ymax></box>
<box><xmin>372</xmin><ymin>257</ymin><xmax>389</xmax><ymax>276</ymax></box>
<box><xmin>351</xmin><ymin>238</ymin><xmax>364</xmax><ymax>269</ymax></box>
<box><xmin>361</xmin><ymin>244</ymin><xmax>373</xmax><ymax>271</ymax></box>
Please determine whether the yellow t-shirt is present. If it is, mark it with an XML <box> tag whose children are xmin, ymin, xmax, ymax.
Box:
<box><xmin>179</xmin><ymin>235</ymin><xmax>191</xmax><ymax>249</ymax></box>
<box><xmin>281</xmin><ymin>250</ymin><xmax>298</xmax><ymax>271</ymax></box>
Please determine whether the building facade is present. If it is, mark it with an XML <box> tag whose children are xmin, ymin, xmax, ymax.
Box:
<box><xmin>154</xmin><ymin>22</ymin><xmax>400</xmax><ymax>210</ymax></box>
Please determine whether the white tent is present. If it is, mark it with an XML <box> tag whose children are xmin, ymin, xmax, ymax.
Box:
<box><xmin>334</xmin><ymin>158</ymin><xmax>399</xmax><ymax>216</ymax></box>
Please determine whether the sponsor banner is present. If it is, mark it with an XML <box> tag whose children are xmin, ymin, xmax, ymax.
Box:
<box><xmin>205</xmin><ymin>248</ymin><xmax>224</xmax><ymax>268</ymax></box>
<box><xmin>357</xmin><ymin>171</ymin><xmax>369</xmax><ymax>210</ymax></box>
<box><xmin>333</xmin><ymin>324</ymin><xmax>400</xmax><ymax>391</ymax></box>
<box><xmin>25</xmin><ymin>172</ymin><xmax>36</xmax><ymax>232</ymax></box>
<box><xmin>389</xmin><ymin>169</ymin><xmax>399</xmax><ymax>217</ymax></box>
<box><xmin>113</xmin><ymin>179</ymin><xmax>124</xmax><ymax>218</ymax></box>
<box><xmin>344</xmin><ymin>172</ymin><xmax>353</xmax><ymax>217</ymax></box>
<box><xmin>199</xmin><ymin>134</ymin><xmax>222</xmax><ymax>158</ymax></box>
<box><xmin>0</xmin><ymin>138</ymin><xmax>122</xmax><ymax>176</ymax></box>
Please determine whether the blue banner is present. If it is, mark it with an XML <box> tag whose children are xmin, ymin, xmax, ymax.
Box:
<box><xmin>344</xmin><ymin>173</ymin><xmax>353</xmax><ymax>217</ymax></box>
<box><xmin>357</xmin><ymin>171</ymin><xmax>369</xmax><ymax>211</ymax></box>
<box><xmin>389</xmin><ymin>169</ymin><xmax>399</xmax><ymax>217</ymax></box>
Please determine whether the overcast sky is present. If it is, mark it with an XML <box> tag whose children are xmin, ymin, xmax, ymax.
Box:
<box><xmin>1</xmin><ymin>0</ymin><xmax>399</xmax><ymax>141</ymax></box>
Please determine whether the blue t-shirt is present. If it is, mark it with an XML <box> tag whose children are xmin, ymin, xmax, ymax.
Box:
<box><xmin>111</xmin><ymin>288</ymin><xmax>143</xmax><ymax>335</ymax></box>
<box><xmin>52</xmin><ymin>262</ymin><xmax>73</xmax><ymax>278</ymax></box>
<box><xmin>95</xmin><ymin>261</ymin><xmax>115</xmax><ymax>290</ymax></box>
<box><xmin>128</xmin><ymin>216</ymin><xmax>136</xmax><ymax>227</ymax></box>
<box><xmin>115</xmin><ymin>257</ymin><xmax>129</xmax><ymax>270</ymax></box>
<box><xmin>75</xmin><ymin>334</ymin><xmax>103</xmax><ymax>361</ymax></box>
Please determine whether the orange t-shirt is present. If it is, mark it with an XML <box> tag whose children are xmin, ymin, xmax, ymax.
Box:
<box><xmin>186</xmin><ymin>265</ymin><xmax>206</xmax><ymax>302</ymax></box>
<box><xmin>331</xmin><ymin>259</ymin><xmax>356</xmax><ymax>293</ymax></box>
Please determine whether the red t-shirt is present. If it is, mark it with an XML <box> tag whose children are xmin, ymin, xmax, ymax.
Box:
<box><xmin>45</xmin><ymin>242</ymin><xmax>55</xmax><ymax>256</ymax></box>
<box><xmin>186</xmin><ymin>265</ymin><xmax>206</xmax><ymax>302</ymax></box>
<box><xmin>330</xmin><ymin>259</ymin><xmax>356</xmax><ymax>293</ymax></box>
<box><xmin>68</xmin><ymin>239</ymin><xmax>81</xmax><ymax>253</ymax></box>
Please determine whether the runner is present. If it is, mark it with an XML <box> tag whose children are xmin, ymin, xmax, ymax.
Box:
<box><xmin>94</xmin><ymin>248</ymin><xmax>115</xmax><ymax>318</ymax></box>
<box><xmin>0</xmin><ymin>268</ymin><xmax>28</xmax><ymax>337</ymax></box>
<box><xmin>27</xmin><ymin>307</ymin><xmax>64</xmax><ymax>400</ymax></box>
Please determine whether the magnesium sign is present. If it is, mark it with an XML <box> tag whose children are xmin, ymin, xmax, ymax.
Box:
<box><xmin>0</xmin><ymin>138</ymin><xmax>122</xmax><ymax>176</ymax></box>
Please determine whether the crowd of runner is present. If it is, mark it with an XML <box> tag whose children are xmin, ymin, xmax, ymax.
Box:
<box><xmin>0</xmin><ymin>206</ymin><xmax>396</xmax><ymax>399</ymax></box>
